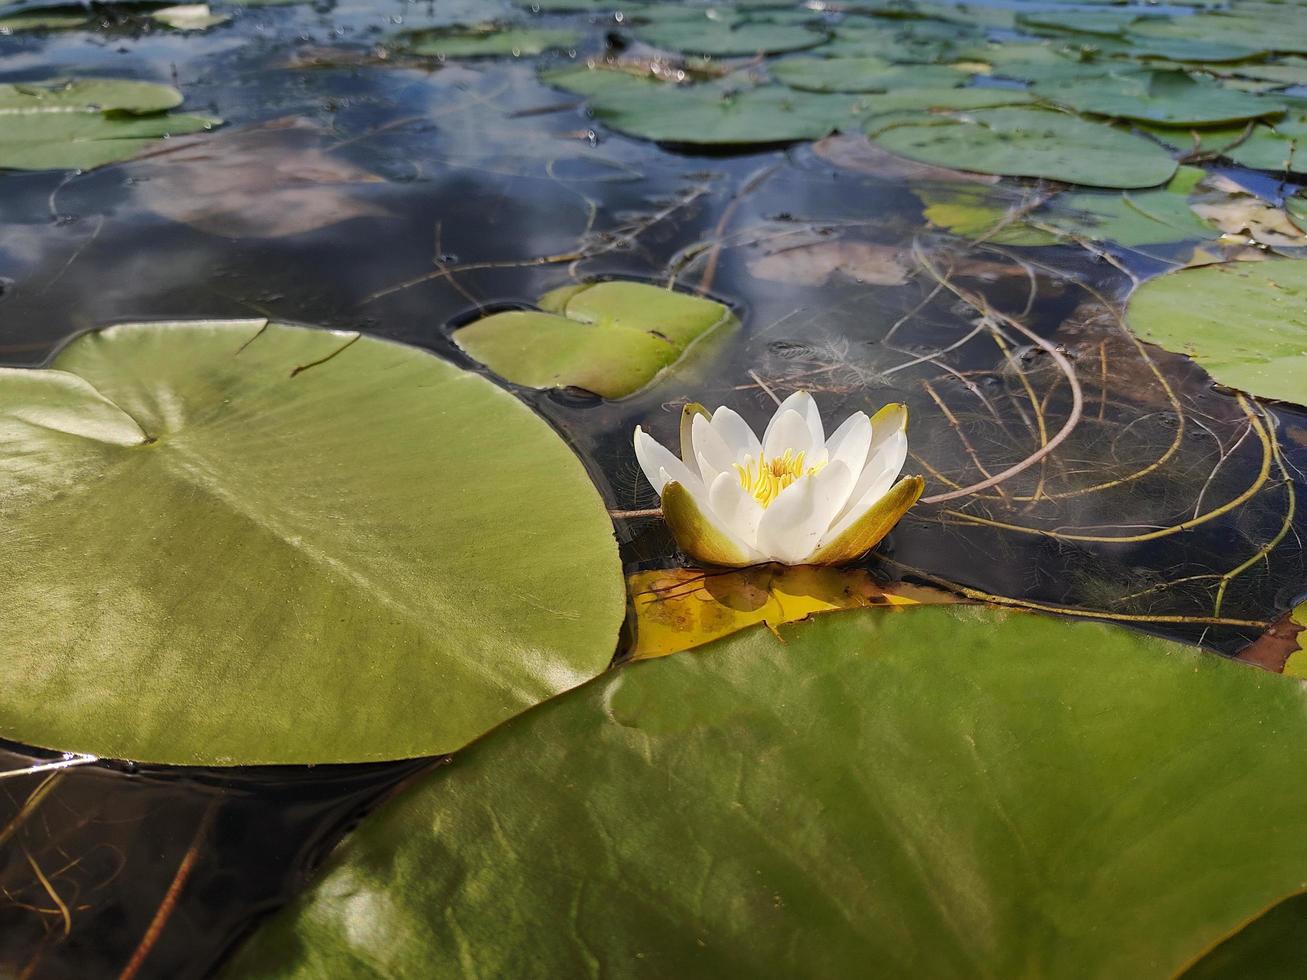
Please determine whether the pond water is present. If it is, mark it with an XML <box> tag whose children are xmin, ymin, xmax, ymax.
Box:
<box><xmin>3</xmin><ymin>0</ymin><xmax>1307</xmax><ymax>975</ymax></box>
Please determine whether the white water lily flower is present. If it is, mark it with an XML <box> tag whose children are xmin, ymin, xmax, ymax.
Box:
<box><xmin>634</xmin><ymin>391</ymin><xmax>924</xmax><ymax>567</ymax></box>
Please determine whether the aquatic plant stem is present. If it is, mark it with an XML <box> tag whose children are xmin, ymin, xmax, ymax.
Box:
<box><xmin>911</xmin><ymin>242</ymin><xmax>1085</xmax><ymax>506</ymax></box>
<box><xmin>117</xmin><ymin>800</ymin><xmax>217</xmax><ymax>980</ymax></box>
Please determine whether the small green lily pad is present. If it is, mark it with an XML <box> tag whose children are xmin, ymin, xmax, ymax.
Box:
<box><xmin>454</xmin><ymin>280</ymin><xmax>737</xmax><ymax>398</ymax></box>
<box><xmin>1126</xmin><ymin>258</ymin><xmax>1307</xmax><ymax>405</ymax></box>
<box><xmin>228</xmin><ymin>605</ymin><xmax>1307</xmax><ymax>978</ymax></box>
<box><xmin>869</xmin><ymin>107</ymin><xmax>1178</xmax><ymax>188</ymax></box>
<box><xmin>0</xmin><ymin>320</ymin><xmax>624</xmax><ymax>765</ymax></box>
<box><xmin>0</xmin><ymin>77</ymin><xmax>218</xmax><ymax>171</ymax></box>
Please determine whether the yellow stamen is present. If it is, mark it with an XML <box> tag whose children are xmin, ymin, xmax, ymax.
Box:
<box><xmin>735</xmin><ymin>450</ymin><xmax>823</xmax><ymax>508</ymax></box>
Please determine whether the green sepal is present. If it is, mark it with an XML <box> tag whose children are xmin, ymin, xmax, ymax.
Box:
<box><xmin>661</xmin><ymin>481</ymin><xmax>757</xmax><ymax>568</ymax></box>
<box><xmin>808</xmin><ymin>475</ymin><xmax>925</xmax><ymax>565</ymax></box>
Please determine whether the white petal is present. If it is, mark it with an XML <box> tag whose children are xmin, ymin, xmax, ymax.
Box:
<box><xmin>825</xmin><ymin>412</ymin><xmax>872</xmax><ymax>476</ymax></box>
<box><xmin>754</xmin><ymin>461</ymin><xmax>854</xmax><ymax>564</ymax></box>
<box><xmin>766</xmin><ymin>390</ymin><xmax>825</xmax><ymax>450</ymax></box>
<box><xmin>707</xmin><ymin>470</ymin><xmax>764</xmax><ymax>548</ymax></box>
<box><xmin>709</xmin><ymin>406</ymin><xmax>761</xmax><ymax>459</ymax></box>
<box><xmin>634</xmin><ymin>427</ymin><xmax>699</xmax><ymax>496</ymax></box>
<box><xmin>828</xmin><ymin>466</ymin><xmax>892</xmax><ymax>535</ymax></box>
<box><xmin>691</xmin><ymin>413</ymin><xmax>739</xmax><ymax>483</ymax></box>
<box><xmin>761</xmin><ymin>409</ymin><xmax>816</xmax><ymax>461</ymax></box>
<box><xmin>837</xmin><ymin>409</ymin><xmax>907</xmax><ymax>521</ymax></box>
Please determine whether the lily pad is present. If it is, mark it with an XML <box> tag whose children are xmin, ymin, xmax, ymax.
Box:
<box><xmin>1124</xmin><ymin>37</ymin><xmax>1262</xmax><ymax>63</ymax></box>
<box><xmin>820</xmin><ymin>17</ymin><xmax>979</xmax><ymax>61</ymax></box>
<box><xmin>0</xmin><ymin>77</ymin><xmax>218</xmax><ymax>171</ymax></box>
<box><xmin>963</xmin><ymin>41</ymin><xmax>1135</xmax><ymax>84</ymax></box>
<box><xmin>1128</xmin><ymin>14</ymin><xmax>1307</xmax><ymax>57</ymax></box>
<box><xmin>402</xmin><ymin>25</ymin><xmax>582</xmax><ymax>58</ymax></box>
<box><xmin>626</xmin><ymin>565</ymin><xmax>943</xmax><ymax>660</ymax></box>
<box><xmin>1226</xmin><ymin>115</ymin><xmax>1307</xmax><ymax>174</ymax></box>
<box><xmin>544</xmin><ymin>66</ymin><xmax>861</xmax><ymax>145</ymax></box>
<box><xmin>869</xmin><ymin>107</ymin><xmax>1178</xmax><ymax>189</ymax></box>
<box><xmin>454</xmin><ymin>280</ymin><xmax>736</xmax><ymax>398</ymax></box>
<box><xmin>0</xmin><ymin>320</ymin><xmax>624</xmax><ymax>765</ymax></box>
<box><xmin>229</xmin><ymin>605</ymin><xmax>1307</xmax><ymax>978</ymax></box>
<box><xmin>859</xmin><ymin>86</ymin><xmax>1036</xmax><ymax>121</ymax></box>
<box><xmin>633</xmin><ymin>10</ymin><xmax>827</xmax><ymax>56</ymax></box>
<box><xmin>770</xmin><ymin>55</ymin><xmax>965</xmax><ymax>92</ymax></box>
<box><xmin>1033</xmin><ymin>70</ymin><xmax>1286</xmax><ymax>126</ymax></box>
<box><xmin>919</xmin><ymin>166</ymin><xmax>1219</xmax><ymax>248</ymax></box>
<box><xmin>0</xmin><ymin>8</ymin><xmax>88</xmax><ymax>30</ymax></box>
<box><xmin>1126</xmin><ymin>258</ymin><xmax>1307</xmax><ymax>405</ymax></box>
<box><xmin>1016</xmin><ymin>9</ymin><xmax>1139</xmax><ymax>37</ymax></box>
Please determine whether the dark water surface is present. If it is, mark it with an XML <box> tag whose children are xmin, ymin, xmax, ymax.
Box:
<box><xmin>3</xmin><ymin>1</ymin><xmax>1307</xmax><ymax>976</ymax></box>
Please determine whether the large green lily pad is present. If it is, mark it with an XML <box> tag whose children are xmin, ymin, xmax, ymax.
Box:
<box><xmin>454</xmin><ymin>280</ymin><xmax>737</xmax><ymax>398</ymax></box>
<box><xmin>1033</xmin><ymin>70</ymin><xmax>1286</xmax><ymax>126</ymax></box>
<box><xmin>1126</xmin><ymin>258</ymin><xmax>1307</xmax><ymax>405</ymax></box>
<box><xmin>543</xmin><ymin>66</ymin><xmax>861</xmax><ymax>145</ymax></box>
<box><xmin>869</xmin><ymin>107</ymin><xmax>1178</xmax><ymax>188</ymax></box>
<box><xmin>229</xmin><ymin>605</ymin><xmax>1307</xmax><ymax>978</ymax></box>
<box><xmin>0</xmin><ymin>77</ymin><xmax>218</xmax><ymax>171</ymax></box>
<box><xmin>0</xmin><ymin>320</ymin><xmax>624</xmax><ymax>765</ymax></box>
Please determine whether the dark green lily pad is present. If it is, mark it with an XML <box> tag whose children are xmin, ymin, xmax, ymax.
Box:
<box><xmin>454</xmin><ymin>280</ymin><xmax>737</xmax><ymax>398</ymax></box>
<box><xmin>0</xmin><ymin>77</ymin><xmax>219</xmax><ymax>171</ymax></box>
<box><xmin>1126</xmin><ymin>258</ymin><xmax>1307</xmax><ymax>405</ymax></box>
<box><xmin>544</xmin><ymin>66</ymin><xmax>861</xmax><ymax>144</ymax></box>
<box><xmin>870</xmin><ymin>107</ymin><xmax>1178</xmax><ymax>188</ymax></box>
<box><xmin>770</xmin><ymin>56</ymin><xmax>965</xmax><ymax>92</ymax></box>
<box><xmin>1033</xmin><ymin>70</ymin><xmax>1286</xmax><ymax>125</ymax></box>
<box><xmin>0</xmin><ymin>320</ymin><xmax>624</xmax><ymax>765</ymax></box>
<box><xmin>228</xmin><ymin>605</ymin><xmax>1307</xmax><ymax>978</ymax></box>
<box><xmin>402</xmin><ymin>25</ymin><xmax>582</xmax><ymax>58</ymax></box>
